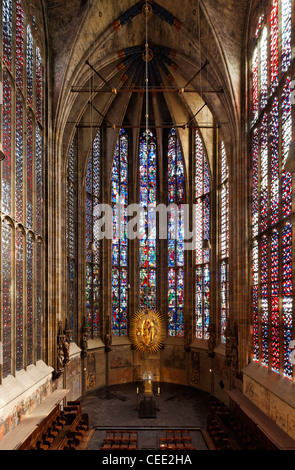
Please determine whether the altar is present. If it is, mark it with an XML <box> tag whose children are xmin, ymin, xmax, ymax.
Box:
<box><xmin>138</xmin><ymin>372</ymin><xmax>159</xmax><ymax>419</ymax></box>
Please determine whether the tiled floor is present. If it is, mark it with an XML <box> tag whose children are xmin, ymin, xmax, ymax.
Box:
<box><xmin>79</xmin><ymin>383</ymin><xmax>211</xmax><ymax>450</ymax></box>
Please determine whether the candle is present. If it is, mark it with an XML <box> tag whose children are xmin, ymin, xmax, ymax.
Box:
<box><xmin>158</xmin><ymin>387</ymin><xmax>160</xmax><ymax>394</ymax></box>
<box><xmin>137</xmin><ymin>387</ymin><xmax>139</xmax><ymax>394</ymax></box>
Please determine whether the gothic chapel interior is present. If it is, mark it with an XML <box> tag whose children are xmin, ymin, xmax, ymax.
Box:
<box><xmin>1</xmin><ymin>0</ymin><xmax>295</xmax><ymax>452</ymax></box>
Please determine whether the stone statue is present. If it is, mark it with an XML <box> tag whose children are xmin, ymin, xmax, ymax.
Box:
<box><xmin>63</xmin><ymin>317</ymin><xmax>71</xmax><ymax>365</ymax></box>
<box><xmin>55</xmin><ymin>320</ymin><xmax>72</xmax><ymax>373</ymax></box>
<box><xmin>57</xmin><ymin>339</ymin><xmax>65</xmax><ymax>372</ymax></box>
<box><xmin>224</xmin><ymin>322</ymin><xmax>239</xmax><ymax>374</ymax></box>
<box><xmin>105</xmin><ymin>333</ymin><xmax>112</xmax><ymax>353</ymax></box>
<box><xmin>63</xmin><ymin>338</ymin><xmax>70</xmax><ymax>365</ymax></box>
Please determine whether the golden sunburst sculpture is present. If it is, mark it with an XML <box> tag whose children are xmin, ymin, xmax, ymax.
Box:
<box><xmin>130</xmin><ymin>309</ymin><xmax>166</xmax><ymax>354</ymax></box>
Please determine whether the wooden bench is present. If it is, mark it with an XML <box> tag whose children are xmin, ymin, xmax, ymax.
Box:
<box><xmin>52</xmin><ymin>411</ymin><xmax>90</xmax><ymax>450</ymax></box>
<box><xmin>159</xmin><ymin>430</ymin><xmax>196</xmax><ymax>450</ymax></box>
<box><xmin>100</xmin><ymin>430</ymin><xmax>138</xmax><ymax>450</ymax></box>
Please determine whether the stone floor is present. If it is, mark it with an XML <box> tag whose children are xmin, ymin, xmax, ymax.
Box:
<box><xmin>79</xmin><ymin>383</ymin><xmax>212</xmax><ymax>450</ymax></box>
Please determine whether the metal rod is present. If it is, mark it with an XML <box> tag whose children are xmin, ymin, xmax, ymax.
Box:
<box><xmin>71</xmin><ymin>86</ymin><xmax>224</xmax><ymax>94</ymax></box>
<box><xmin>69</xmin><ymin>123</ymin><xmax>220</xmax><ymax>129</ymax></box>
<box><xmin>86</xmin><ymin>60</ymin><xmax>113</xmax><ymax>90</ymax></box>
<box><xmin>183</xmin><ymin>60</ymin><xmax>210</xmax><ymax>89</ymax></box>
<box><xmin>88</xmin><ymin>101</ymin><xmax>113</xmax><ymax>127</ymax></box>
<box><xmin>186</xmin><ymin>102</ymin><xmax>207</xmax><ymax>127</ymax></box>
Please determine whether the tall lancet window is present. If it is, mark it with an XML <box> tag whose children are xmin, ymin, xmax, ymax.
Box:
<box><xmin>2</xmin><ymin>220</ymin><xmax>12</xmax><ymax>378</ymax></box>
<box><xmin>195</xmin><ymin>129</ymin><xmax>211</xmax><ymax>340</ymax></box>
<box><xmin>220</xmin><ymin>142</ymin><xmax>229</xmax><ymax>343</ymax></box>
<box><xmin>67</xmin><ymin>141</ymin><xmax>77</xmax><ymax>341</ymax></box>
<box><xmin>139</xmin><ymin>130</ymin><xmax>157</xmax><ymax>310</ymax></box>
<box><xmin>112</xmin><ymin>129</ymin><xmax>129</xmax><ymax>336</ymax></box>
<box><xmin>1</xmin><ymin>0</ymin><xmax>44</xmax><ymax>378</ymax></box>
<box><xmin>250</xmin><ymin>0</ymin><xmax>293</xmax><ymax>379</ymax></box>
<box><xmin>86</xmin><ymin>131</ymin><xmax>101</xmax><ymax>339</ymax></box>
<box><xmin>167</xmin><ymin>129</ymin><xmax>185</xmax><ymax>337</ymax></box>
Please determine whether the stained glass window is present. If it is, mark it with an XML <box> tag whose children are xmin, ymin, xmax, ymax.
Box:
<box><xmin>255</xmin><ymin>15</ymin><xmax>264</xmax><ymax>39</ymax></box>
<box><xmin>261</xmin><ymin>235</ymin><xmax>268</xmax><ymax>367</ymax></box>
<box><xmin>67</xmin><ymin>141</ymin><xmax>77</xmax><ymax>340</ymax></box>
<box><xmin>252</xmin><ymin>47</ymin><xmax>259</xmax><ymax>125</ymax></box>
<box><xmin>271</xmin><ymin>229</ymin><xmax>279</xmax><ymax>372</ymax></box>
<box><xmin>260</xmin><ymin>27</ymin><xmax>268</xmax><ymax>110</ymax></box>
<box><xmin>252</xmin><ymin>130</ymin><xmax>259</xmax><ymax>238</ymax></box>
<box><xmin>282</xmin><ymin>0</ymin><xmax>292</xmax><ymax>74</ymax></box>
<box><xmin>27</xmin><ymin>110</ymin><xmax>34</xmax><ymax>230</ymax></box>
<box><xmin>36</xmin><ymin>47</ymin><xmax>43</xmax><ymax>122</ymax></box>
<box><xmin>26</xmin><ymin>25</ymin><xmax>34</xmax><ymax>108</ymax></box>
<box><xmin>252</xmin><ymin>240</ymin><xmax>259</xmax><ymax>362</ymax></box>
<box><xmin>86</xmin><ymin>131</ymin><xmax>101</xmax><ymax>339</ymax></box>
<box><xmin>195</xmin><ymin>129</ymin><xmax>210</xmax><ymax>340</ymax></box>
<box><xmin>167</xmin><ymin>129</ymin><xmax>185</xmax><ymax>337</ymax></box>
<box><xmin>139</xmin><ymin>130</ymin><xmax>157</xmax><ymax>310</ymax></box>
<box><xmin>16</xmin><ymin>0</ymin><xmax>24</xmax><ymax>90</ymax></box>
<box><xmin>251</xmin><ymin>18</ymin><xmax>269</xmax><ymax>125</ymax></box>
<box><xmin>1</xmin><ymin>5</ymin><xmax>45</xmax><ymax>379</ymax></box>
<box><xmin>2</xmin><ymin>221</ymin><xmax>12</xmax><ymax>378</ymax></box>
<box><xmin>220</xmin><ymin>142</ymin><xmax>229</xmax><ymax>343</ymax></box>
<box><xmin>270</xmin><ymin>98</ymin><xmax>279</xmax><ymax>225</ymax></box>
<box><xmin>220</xmin><ymin>143</ymin><xmax>229</xmax><ymax>259</ymax></box>
<box><xmin>260</xmin><ymin>114</ymin><xmax>268</xmax><ymax>232</ymax></box>
<box><xmin>3</xmin><ymin>0</ymin><xmax>12</xmax><ymax>70</ymax></box>
<box><xmin>16</xmin><ymin>94</ymin><xmax>24</xmax><ymax>223</ymax></box>
<box><xmin>270</xmin><ymin>0</ymin><xmax>278</xmax><ymax>94</ymax></box>
<box><xmin>26</xmin><ymin>233</ymin><xmax>34</xmax><ymax>366</ymax></box>
<box><xmin>36</xmin><ymin>127</ymin><xmax>43</xmax><ymax>235</ymax></box>
<box><xmin>36</xmin><ymin>240</ymin><xmax>42</xmax><ymax>361</ymax></box>
<box><xmin>112</xmin><ymin>129</ymin><xmax>129</xmax><ymax>336</ymax></box>
<box><xmin>282</xmin><ymin>221</ymin><xmax>293</xmax><ymax>378</ymax></box>
<box><xmin>15</xmin><ymin>230</ymin><xmax>24</xmax><ymax>372</ymax></box>
<box><xmin>282</xmin><ymin>77</ymin><xmax>292</xmax><ymax>219</ymax></box>
<box><xmin>251</xmin><ymin>3</ymin><xmax>294</xmax><ymax>380</ymax></box>
<box><xmin>2</xmin><ymin>72</ymin><xmax>12</xmax><ymax>216</ymax></box>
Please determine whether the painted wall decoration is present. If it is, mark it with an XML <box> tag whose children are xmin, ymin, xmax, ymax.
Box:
<box><xmin>110</xmin><ymin>346</ymin><xmax>132</xmax><ymax>369</ymax></box>
<box><xmin>164</xmin><ymin>345</ymin><xmax>186</xmax><ymax>370</ymax></box>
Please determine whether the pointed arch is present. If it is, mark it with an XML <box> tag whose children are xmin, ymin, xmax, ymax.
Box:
<box><xmin>85</xmin><ymin>130</ymin><xmax>101</xmax><ymax>339</ymax></box>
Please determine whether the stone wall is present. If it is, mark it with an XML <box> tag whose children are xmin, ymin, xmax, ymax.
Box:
<box><xmin>0</xmin><ymin>362</ymin><xmax>53</xmax><ymax>440</ymax></box>
<box><xmin>243</xmin><ymin>363</ymin><xmax>295</xmax><ymax>440</ymax></box>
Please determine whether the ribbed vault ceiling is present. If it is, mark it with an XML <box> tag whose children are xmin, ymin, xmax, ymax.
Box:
<box><xmin>44</xmin><ymin>0</ymin><xmax>250</xmax><ymax>176</ymax></box>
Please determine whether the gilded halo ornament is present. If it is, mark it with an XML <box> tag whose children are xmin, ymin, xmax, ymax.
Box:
<box><xmin>130</xmin><ymin>309</ymin><xmax>165</xmax><ymax>354</ymax></box>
